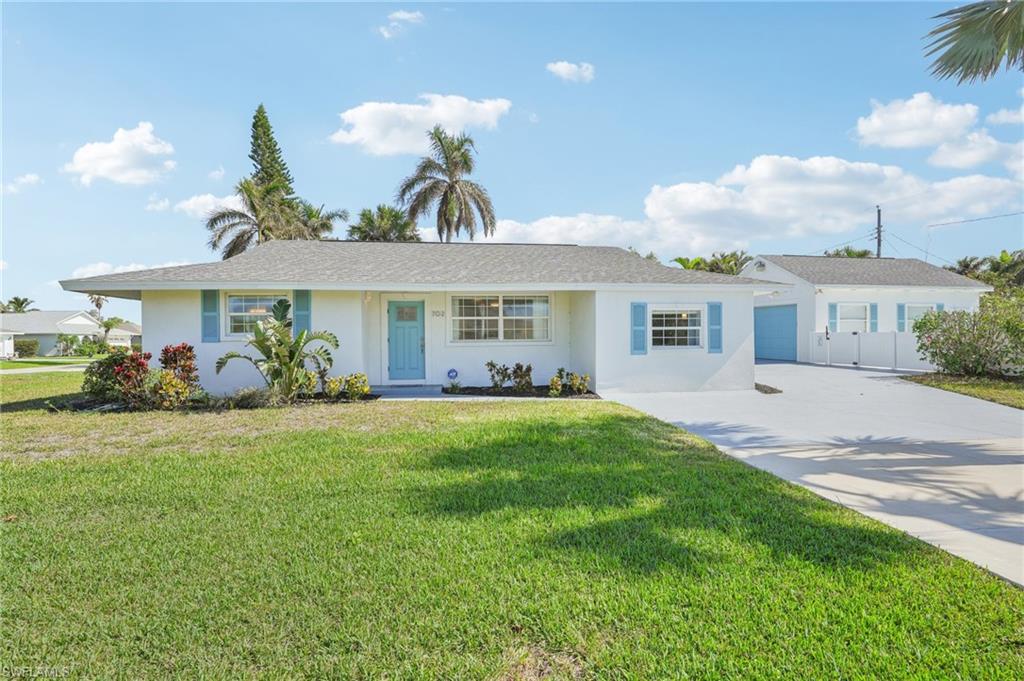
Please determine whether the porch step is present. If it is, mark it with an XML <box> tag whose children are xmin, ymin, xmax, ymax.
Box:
<box><xmin>372</xmin><ymin>384</ymin><xmax>444</xmax><ymax>398</ymax></box>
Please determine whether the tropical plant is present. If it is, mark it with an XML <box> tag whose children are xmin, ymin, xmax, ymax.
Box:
<box><xmin>348</xmin><ymin>204</ymin><xmax>422</xmax><ymax>242</ymax></box>
<box><xmin>985</xmin><ymin>249</ymin><xmax>1024</xmax><ymax>286</ymax></box>
<box><xmin>87</xmin><ymin>294</ymin><xmax>108</xmax><ymax>321</ymax></box>
<box><xmin>4</xmin><ymin>296</ymin><xmax>38</xmax><ymax>313</ymax></box>
<box><xmin>824</xmin><ymin>246</ymin><xmax>874</xmax><ymax>258</ymax></box>
<box><xmin>946</xmin><ymin>255</ymin><xmax>986</xmax><ymax>277</ymax></box>
<box><xmin>925</xmin><ymin>0</ymin><xmax>1024</xmax><ymax>84</ymax></box>
<box><xmin>324</xmin><ymin>376</ymin><xmax>345</xmax><ymax>399</ymax></box>
<box><xmin>297</xmin><ymin>200</ymin><xmax>348</xmax><ymax>240</ymax></box>
<box><xmin>159</xmin><ymin>343</ymin><xmax>199</xmax><ymax>389</ymax></box>
<box><xmin>567</xmin><ymin>372</ymin><xmax>591</xmax><ymax>395</ymax></box>
<box><xmin>673</xmin><ymin>251</ymin><xmax>753</xmax><ymax>274</ymax></box>
<box><xmin>343</xmin><ymin>373</ymin><xmax>371</xmax><ymax>400</ymax></box>
<box><xmin>215</xmin><ymin>299</ymin><xmax>339</xmax><ymax>402</ymax></box>
<box><xmin>57</xmin><ymin>333</ymin><xmax>80</xmax><ymax>356</ymax></box>
<box><xmin>112</xmin><ymin>351</ymin><xmax>153</xmax><ymax>408</ymax></box>
<box><xmin>98</xmin><ymin>316</ymin><xmax>126</xmax><ymax>344</ymax></box>
<box><xmin>511</xmin><ymin>362</ymin><xmax>534</xmax><ymax>393</ymax></box>
<box><xmin>548</xmin><ymin>373</ymin><xmax>563</xmax><ymax>398</ymax></box>
<box><xmin>205</xmin><ymin>178</ymin><xmax>301</xmax><ymax>259</ymax></box>
<box><xmin>82</xmin><ymin>348</ymin><xmax>131</xmax><ymax>401</ymax></box>
<box><xmin>484</xmin><ymin>361</ymin><xmax>512</xmax><ymax>390</ymax></box>
<box><xmin>249</xmin><ymin>103</ymin><xmax>294</xmax><ymax>194</ymax></box>
<box><xmin>397</xmin><ymin>125</ymin><xmax>496</xmax><ymax>242</ymax></box>
<box><xmin>914</xmin><ymin>296</ymin><xmax>1023</xmax><ymax>377</ymax></box>
<box><xmin>673</xmin><ymin>256</ymin><xmax>709</xmax><ymax>271</ymax></box>
<box><xmin>152</xmin><ymin>370</ymin><xmax>191</xmax><ymax>410</ymax></box>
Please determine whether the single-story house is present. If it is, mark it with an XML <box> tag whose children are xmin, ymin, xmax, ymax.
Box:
<box><xmin>0</xmin><ymin>310</ymin><xmax>139</xmax><ymax>356</ymax></box>
<box><xmin>1</xmin><ymin>330</ymin><xmax>24</xmax><ymax>358</ymax></box>
<box><xmin>60</xmin><ymin>240</ymin><xmax>783</xmax><ymax>394</ymax></box>
<box><xmin>739</xmin><ymin>255</ymin><xmax>991</xmax><ymax>366</ymax></box>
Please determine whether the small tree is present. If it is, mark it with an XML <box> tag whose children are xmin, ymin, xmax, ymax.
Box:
<box><xmin>100</xmin><ymin>316</ymin><xmax>126</xmax><ymax>344</ymax></box>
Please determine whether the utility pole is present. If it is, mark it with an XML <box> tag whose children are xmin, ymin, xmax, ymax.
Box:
<box><xmin>875</xmin><ymin>205</ymin><xmax>882</xmax><ymax>258</ymax></box>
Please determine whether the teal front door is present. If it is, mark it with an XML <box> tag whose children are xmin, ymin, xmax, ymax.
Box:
<box><xmin>388</xmin><ymin>301</ymin><xmax>425</xmax><ymax>381</ymax></box>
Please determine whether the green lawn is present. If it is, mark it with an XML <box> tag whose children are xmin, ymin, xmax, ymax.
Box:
<box><xmin>904</xmin><ymin>373</ymin><xmax>1024</xmax><ymax>410</ymax></box>
<box><xmin>2</xmin><ymin>374</ymin><xmax>1022</xmax><ymax>678</ymax></box>
<box><xmin>0</xmin><ymin>357</ymin><xmax>97</xmax><ymax>370</ymax></box>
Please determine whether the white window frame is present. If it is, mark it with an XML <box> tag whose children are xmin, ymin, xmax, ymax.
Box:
<box><xmin>906</xmin><ymin>303</ymin><xmax>937</xmax><ymax>325</ymax></box>
<box><xmin>649</xmin><ymin>306</ymin><xmax>704</xmax><ymax>350</ymax></box>
<box><xmin>223</xmin><ymin>291</ymin><xmax>290</xmax><ymax>338</ymax></box>
<box><xmin>447</xmin><ymin>293</ymin><xmax>554</xmax><ymax>345</ymax></box>
<box><xmin>837</xmin><ymin>303</ymin><xmax>869</xmax><ymax>333</ymax></box>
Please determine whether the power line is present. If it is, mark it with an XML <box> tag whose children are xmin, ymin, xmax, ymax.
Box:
<box><xmin>882</xmin><ymin>235</ymin><xmax>904</xmax><ymax>257</ymax></box>
<box><xmin>887</xmin><ymin>232</ymin><xmax>956</xmax><ymax>266</ymax></box>
<box><xmin>807</xmin><ymin>231</ymin><xmax>876</xmax><ymax>256</ymax></box>
<box><xmin>924</xmin><ymin>211</ymin><xmax>1024</xmax><ymax>229</ymax></box>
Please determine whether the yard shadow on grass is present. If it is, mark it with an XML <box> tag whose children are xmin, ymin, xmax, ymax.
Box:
<box><xmin>405</xmin><ymin>413</ymin><xmax>925</xmax><ymax>575</ymax></box>
<box><xmin>0</xmin><ymin>393</ymin><xmax>83</xmax><ymax>413</ymax></box>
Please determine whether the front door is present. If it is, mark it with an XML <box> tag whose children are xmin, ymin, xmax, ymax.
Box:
<box><xmin>387</xmin><ymin>301</ymin><xmax>425</xmax><ymax>381</ymax></box>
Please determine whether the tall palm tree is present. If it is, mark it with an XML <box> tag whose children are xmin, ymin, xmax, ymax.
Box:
<box><xmin>397</xmin><ymin>126</ymin><xmax>496</xmax><ymax>242</ymax></box>
<box><xmin>945</xmin><ymin>255</ymin><xmax>985</xmax><ymax>277</ymax></box>
<box><xmin>707</xmin><ymin>250</ymin><xmax>753</xmax><ymax>274</ymax></box>
<box><xmin>926</xmin><ymin>1</ymin><xmax>1024</xmax><ymax>84</ymax></box>
<box><xmin>985</xmin><ymin>249</ymin><xmax>1024</xmax><ymax>285</ymax></box>
<box><xmin>296</xmin><ymin>201</ymin><xmax>348</xmax><ymax>240</ymax></box>
<box><xmin>4</xmin><ymin>296</ymin><xmax>38</xmax><ymax>312</ymax></box>
<box><xmin>87</xmin><ymin>294</ymin><xmax>109</xmax><ymax>321</ymax></box>
<box><xmin>205</xmin><ymin>178</ymin><xmax>300</xmax><ymax>259</ymax></box>
<box><xmin>824</xmin><ymin>246</ymin><xmax>874</xmax><ymax>258</ymax></box>
<box><xmin>673</xmin><ymin>256</ymin><xmax>709</xmax><ymax>271</ymax></box>
<box><xmin>348</xmin><ymin>205</ymin><xmax>422</xmax><ymax>242</ymax></box>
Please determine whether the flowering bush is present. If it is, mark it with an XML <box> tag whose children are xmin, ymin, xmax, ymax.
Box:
<box><xmin>344</xmin><ymin>373</ymin><xmax>371</xmax><ymax>400</ymax></box>
<box><xmin>567</xmin><ymin>372</ymin><xmax>590</xmax><ymax>395</ymax></box>
<box><xmin>914</xmin><ymin>295</ymin><xmax>1023</xmax><ymax>377</ymax></box>
<box><xmin>548</xmin><ymin>374</ymin><xmax>563</xmax><ymax>397</ymax></box>
<box><xmin>324</xmin><ymin>376</ymin><xmax>345</xmax><ymax>399</ymax></box>
<box><xmin>113</xmin><ymin>351</ymin><xmax>152</xmax><ymax>408</ymax></box>
<box><xmin>159</xmin><ymin>343</ymin><xmax>198</xmax><ymax>389</ymax></box>
<box><xmin>152</xmin><ymin>369</ymin><xmax>191</xmax><ymax>410</ymax></box>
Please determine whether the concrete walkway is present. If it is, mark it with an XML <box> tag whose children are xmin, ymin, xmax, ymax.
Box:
<box><xmin>607</xmin><ymin>362</ymin><xmax>1024</xmax><ymax>585</ymax></box>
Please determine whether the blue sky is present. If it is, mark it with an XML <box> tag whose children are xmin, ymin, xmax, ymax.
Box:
<box><xmin>3</xmin><ymin>2</ymin><xmax>1022</xmax><ymax>322</ymax></box>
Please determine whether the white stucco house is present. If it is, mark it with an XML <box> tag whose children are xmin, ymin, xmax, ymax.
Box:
<box><xmin>740</xmin><ymin>255</ymin><xmax>991</xmax><ymax>368</ymax></box>
<box><xmin>0</xmin><ymin>310</ymin><xmax>138</xmax><ymax>356</ymax></box>
<box><xmin>60</xmin><ymin>241</ymin><xmax>782</xmax><ymax>395</ymax></box>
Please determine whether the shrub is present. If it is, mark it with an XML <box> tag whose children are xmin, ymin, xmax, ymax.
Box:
<box><xmin>113</xmin><ymin>351</ymin><xmax>152</xmax><ymax>408</ymax></box>
<box><xmin>484</xmin><ymin>361</ymin><xmax>512</xmax><ymax>390</ymax></box>
<box><xmin>82</xmin><ymin>349</ymin><xmax>131</xmax><ymax>401</ymax></box>
<box><xmin>548</xmin><ymin>374</ymin><xmax>563</xmax><ymax>398</ymax></box>
<box><xmin>324</xmin><ymin>376</ymin><xmax>345</xmax><ymax>399</ymax></box>
<box><xmin>229</xmin><ymin>387</ymin><xmax>280</xmax><ymax>409</ymax></box>
<box><xmin>57</xmin><ymin>334</ymin><xmax>80</xmax><ymax>356</ymax></box>
<box><xmin>567</xmin><ymin>372</ymin><xmax>591</xmax><ymax>395</ymax></box>
<box><xmin>299</xmin><ymin>369</ymin><xmax>318</xmax><ymax>396</ymax></box>
<box><xmin>344</xmin><ymin>373</ymin><xmax>371</xmax><ymax>400</ymax></box>
<box><xmin>511</xmin><ymin>362</ymin><xmax>533</xmax><ymax>393</ymax></box>
<box><xmin>151</xmin><ymin>369</ymin><xmax>191</xmax><ymax>410</ymax></box>
<box><xmin>447</xmin><ymin>380</ymin><xmax>462</xmax><ymax>394</ymax></box>
<box><xmin>78</xmin><ymin>339</ymin><xmax>108</xmax><ymax>357</ymax></box>
<box><xmin>159</xmin><ymin>343</ymin><xmax>198</xmax><ymax>389</ymax></box>
<box><xmin>914</xmin><ymin>298</ymin><xmax>1023</xmax><ymax>377</ymax></box>
<box><xmin>13</xmin><ymin>339</ymin><xmax>39</xmax><ymax>357</ymax></box>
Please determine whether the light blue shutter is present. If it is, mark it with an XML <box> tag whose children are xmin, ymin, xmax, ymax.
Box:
<box><xmin>292</xmin><ymin>290</ymin><xmax>311</xmax><ymax>337</ymax></box>
<box><xmin>630</xmin><ymin>302</ymin><xmax>647</xmax><ymax>355</ymax></box>
<box><xmin>827</xmin><ymin>303</ymin><xmax>838</xmax><ymax>332</ymax></box>
<box><xmin>897</xmin><ymin>303</ymin><xmax>906</xmax><ymax>332</ymax></box>
<box><xmin>869</xmin><ymin>303</ymin><xmax>878</xmax><ymax>332</ymax></box>
<box><xmin>935</xmin><ymin>303</ymin><xmax>944</xmax><ymax>313</ymax></box>
<box><xmin>707</xmin><ymin>302</ymin><xmax>722</xmax><ymax>353</ymax></box>
<box><xmin>201</xmin><ymin>290</ymin><xmax>219</xmax><ymax>343</ymax></box>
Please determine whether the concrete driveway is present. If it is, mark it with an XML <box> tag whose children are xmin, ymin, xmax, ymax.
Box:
<box><xmin>606</xmin><ymin>362</ymin><xmax>1024</xmax><ymax>585</ymax></box>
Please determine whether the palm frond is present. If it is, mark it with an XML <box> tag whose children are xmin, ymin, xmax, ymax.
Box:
<box><xmin>926</xmin><ymin>0</ymin><xmax>1024</xmax><ymax>84</ymax></box>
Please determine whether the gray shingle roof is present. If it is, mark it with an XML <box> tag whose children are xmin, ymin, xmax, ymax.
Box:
<box><xmin>61</xmin><ymin>240</ymin><xmax>769</xmax><ymax>291</ymax></box>
<box><xmin>757</xmin><ymin>255</ymin><xmax>989</xmax><ymax>288</ymax></box>
<box><xmin>0</xmin><ymin>310</ymin><xmax>97</xmax><ymax>334</ymax></box>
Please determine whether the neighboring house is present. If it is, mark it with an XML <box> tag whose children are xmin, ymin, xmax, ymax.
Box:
<box><xmin>0</xmin><ymin>310</ymin><xmax>139</xmax><ymax>355</ymax></box>
<box><xmin>1</xmin><ymin>331</ymin><xmax>24</xmax><ymax>358</ymax></box>
<box><xmin>60</xmin><ymin>241</ymin><xmax>781</xmax><ymax>394</ymax></box>
<box><xmin>740</xmin><ymin>255</ymin><xmax>991</xmax><ymax>366</ymax></box>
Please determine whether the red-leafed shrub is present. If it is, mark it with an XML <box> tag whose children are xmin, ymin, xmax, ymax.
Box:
<box><xmin>159</xmin><ymin>343</ymin><xmax>199</xmax><ymax>388</ymax></box>
<box><xmin>113</xmin><ymin>351</ymin><xmax>152</xmax><ymax>408</ymax></box>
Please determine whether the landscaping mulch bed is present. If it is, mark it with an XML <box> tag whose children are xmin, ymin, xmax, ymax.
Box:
<box><xmin>48</xmin><ymin>393</ymin><xmax>381</xmax><ymax>413</ymax></box>
<box><xmin>443</xmin><ymin>386</ymin><xmax>600</xmax><ymax>399</ymax></box>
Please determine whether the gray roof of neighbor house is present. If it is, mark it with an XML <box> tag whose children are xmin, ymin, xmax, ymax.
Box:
<box><xmin>60</xmin><ymin>240</ymin><xmax>776</xmax><ymax>298</ymax></box>
<box><xmin>0</xmin><ymin>310</ymin><xmax>97</xmax><ymax>334</ymax></box>
<box><xmin>754</xmin><ymin>255</ymin><xmax>989</xmax><ymax>288</ymax></box>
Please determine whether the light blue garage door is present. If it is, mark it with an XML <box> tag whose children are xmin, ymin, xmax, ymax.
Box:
<box><xmin>754</xmin><ymin>305</ymin><xmax>797</xmax><ymax>361</ymax></box>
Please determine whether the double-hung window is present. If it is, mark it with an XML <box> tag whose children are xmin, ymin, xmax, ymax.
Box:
<box><xmin>450</xmin><ymin>295</ymin><xmax>550</xmax><ymax>342</ymax></box>
<box><xmin>906</xmin><ymin>303</ymin><xmax>936</xmax><ymax>324</ymax></box>
<box><xmin>837</xmin><ymin>303</ymin><xmax>868</xmax><ymax>333</ymax></box>
<box><xmin>651</xmin><ymin>309</ymin><xmax>702</xmax><ymax>347</ymax></box>
<box><xmin>226</xmin><ymin>294</ymin><xmax>287</xmax><ymax>335</ymax></box>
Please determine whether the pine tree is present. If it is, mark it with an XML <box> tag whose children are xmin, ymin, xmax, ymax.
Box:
<box><xmin>249</xmin><ymin>104</ymin><xmax>294</xmax><ymax>194</ymax></box>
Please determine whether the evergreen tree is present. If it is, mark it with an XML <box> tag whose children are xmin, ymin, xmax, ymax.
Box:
<box><xmin>249</xmin><ymin>104</ymin><xmax>294</xmax><ymax>194</ymax></box>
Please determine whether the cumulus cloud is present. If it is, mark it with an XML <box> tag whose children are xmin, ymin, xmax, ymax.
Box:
<box><xmin>145</xmin><ymin>194</ymin><xmax>170</xmax><ymax>211</ymax></box>
<box><xmin>62</xmin><ymin>122</ymin><xmax>176</xmax><ymax>186</ymax></box>
<box><xmin>987</xmin><ymin>88</ymin><xmax>1024</xmax><ymax>125</ymax></box>
<box><xmin>208</xmin><ymin>165</ymin><xmax>225</xmax><ymax>181</ymax></box>
<box><xmin>546</xmin><ymin>61</ymin><xmax>596</xmax><ymax>83</ymax></box>
<box><xmin>1</xmin><ymin>173</ymin><xmax>41</xmax><ymax>195</ymax></box>
<box><xmin>329</xmin><ymin>93</ymin><xmax>512</xmax><ymax>155</ymax></box>
<box><xmin>173</xmin><ymin>193</ymin><xmax>244</xmax><ymax>219</ymax></box>
<box><xmin>70</xmin><ymin>261</ymin><xmax>190</xmax><ymax>279</ymax></box>
<box><xmin>493</xmin><ymin>155</ymin><xmax>1023</xmax><ymax>256</ymax></box>
<box><xmin>928</xmin><ymin>129</ymin><xmax>1009</xmax><ymax>169</ymax></box>
<box><xmin>856</xmin><ymin>93</ymin><xmax>978</xmax><ymax>148</ymax></box>
<box><xmin>379</xmin><ymin>9</ymin><xmax>424</xmax><ymax>39</ymax></box>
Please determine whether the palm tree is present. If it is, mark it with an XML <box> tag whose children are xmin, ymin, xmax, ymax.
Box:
<box><xmin>87</xmin><ymin>294</ymin><xmax>109</xmax><ymax>321</ymax></box>
<box><xmin>4</xmin><ymin>296</ymin><xmax>38</xmax><ymax>313</ymax></box>
<box><xmin>985</xmin><ymin>249</ymin><xmax>1024</xmax><ymax>285</ymax></box>
<box><xmin>926</xmin><ymin>1</ymin><xmax>1024</xmax><ymax>84</ymax></box>
<box><xmin>707</xmin><ymin>250</ymin><xmax>753</xmax><ymax>274</ymax></box>
<box><xmin>673</xmin><ymin>256</ymin><xmax>709</xmax><ymax>271</ymax></box>
<box><xmin>296</xmin><ymin>201</ymin><xmax>348</xmax><ymax>240</ymax></box>
<box><xmin>824</xmin><ymin>246</ymin><xmax>874</xmax><ymax>258</ymax></box>
<box><xmin>945</xmin><ymin>255</ymin><xmax>985</xmax><ymax>277</ymax></box>
<box><xmin>348</xmin><ymin>205</ymin><xmax>422</xmax><ymax>242</ymax></box>
<box><xmin>397</xmin><ymin>126</ymin><xmax>496</xmax><ymax>242</ymax></box>
<box><xmin>205</xmin><ymin>178</ymin><xmax>300</xmax><ymax>259</ymax></box>
<box><xmin>99</xmin><ymin>316</ymin><xmax>126</xmax><ymax>344</ymax></box>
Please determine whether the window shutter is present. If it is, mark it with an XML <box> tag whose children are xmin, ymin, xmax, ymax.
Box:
<box><xmin>707</xmin><ymin>302</ymin><xmax>723</xmax><ymax>353</ymax></box>
<box><xmin>896</xmin><ymin>303</ymin><xmax>906</xmax><ymax>332</ymax></box>
<box><xmin>293</xmin><ymin>290</ymin><xmax>312</xmax><ymax>337</ymax></box>
<box><xmin>869</xmin><ymin>303</ymin><xmax>878</xmax><ymax>332</ymax></box>
<box><xmin>935</xmin><ymin>303</ymin><xmax>944</xmax><ymax>313</ymax></box>
<box><xmin>201</xmin><ymin>290</ymin><xmax>220</xmax><ymax>343</ymax></box>
<box><xmin>630</xmin><ymin>302</ymin><xmax>647</xmax><ymax>355</ymax></box>
<box><xmin>827</xmin><ymin>303</ymin><xmax>838</xmax><ymax>332</ymax></box>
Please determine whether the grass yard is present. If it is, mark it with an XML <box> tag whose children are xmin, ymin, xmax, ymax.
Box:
<box><xmin>0</xmin><ymin>357</ymin><xmax>96</xmax><ymax>370</ymax></box>
<box><xmin>904</xmin><ymin>373</ymin><xmax>1024</xmax><ymax>410</ymax></box>
<box><xmin>2</xmin><ymin>373</ymin><xmax>1022</xmax><ymax>678</ymax></box>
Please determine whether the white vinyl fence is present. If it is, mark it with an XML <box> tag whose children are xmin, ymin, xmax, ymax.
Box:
<box><xmin>810</xmin><ymin>331</ymin><xmax>933</xmax><ymax>371</ymax></box>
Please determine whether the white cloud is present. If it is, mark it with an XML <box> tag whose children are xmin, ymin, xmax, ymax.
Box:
<box><xmin>62</xmin><ymin>122</ymin><xmax>176</xmax><ymax>186</ymax></box>
<box><xmin>70</xmin><ymin>261</ymin><xmax>190</xmax><ymax>279</ymax></box>
<box><xmin>986</xmin><ymin>106</ymin><xmax>1023</xmax><ymax>125</ymax></box>
<box><xmin>1</xmin><ymin>173</ymin><xmax>41</xmax><ymax>195</ymax></box>
<box><xmin>379</xmin><ymin>9</ymin><xmax>424</xmax><ymax>39</ymax></box>
<box><xmin>329</xmin><ymin>93</ymin><xmax>512</xmax><ymax>155</ymax></box>
<box><xmin>208</xmin><ymin>165</ymin><xmax>225</xmax><ymax>181</ymax></box>
<box><xmin>493</xmin><ymin>155</ymin><xmax>1023</xmax><ymax>256</ymax></box>
<box><xmin>546</xmin><ymin>61</ymin><xmax>596</xmax><ymax>83</ymax></box>
<box><xmin>928</xmin><ymin>129</ymin><xmax>1009</xmax><ymax>168</ymax></box>
<box><xmin>145</xmin><ymin>194</ymin><xmax>170</xmax><ymax>211</ymax></box>
<box><xmin>173</xmin><ymin>193</ymin><xmax>244</xmax><ymax>219</ymax></box>
<box><xmin>856</xmin><ymin>93</ymin><xmax>978</xmax><ymax>148</ymax></box>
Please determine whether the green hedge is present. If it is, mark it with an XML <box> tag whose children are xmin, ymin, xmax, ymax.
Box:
<box><xmin>13</xmin><ymin>339</ymin><xmax>40</xmax><ymax>357</ymax></box>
